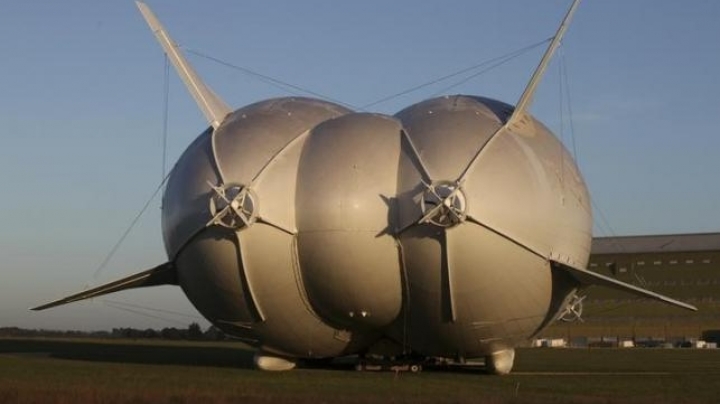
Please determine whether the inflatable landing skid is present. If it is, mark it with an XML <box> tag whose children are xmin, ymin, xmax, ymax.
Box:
<box><xmin>354</xmin><ymin>357</ymin><xmax>425</xmax><ymax>373</ymax></box>
<box><xmin>354</xmin><ymin>349</ymin><xmax>515</xmax><ymax>375</ymax></box>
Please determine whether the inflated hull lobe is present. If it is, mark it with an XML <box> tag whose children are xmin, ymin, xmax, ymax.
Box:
<box><xmin>296</xmin><ymin>113</ymin><xmax>404</xmax><ymax>331</ymax></box>
<box><xmin>387</xmin><ymin>96</ymin><xmax>590</xmax><ymax>357</ymax></box>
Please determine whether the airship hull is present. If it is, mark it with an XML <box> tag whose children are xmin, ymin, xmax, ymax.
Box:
<box><xmin>33</xmin><ymin>1</ymin><xmax>697</xmax><ymax>375</ymax></box>
<box><xmin>163</xmin><ymin>94</ymin><xmax>591</xmax><ymax>362</ymax></box>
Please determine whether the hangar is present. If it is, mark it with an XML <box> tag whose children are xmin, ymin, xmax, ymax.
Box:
<box><xmin>542</xmin><ymin>232</ymin><xmax>720</xmax><ymax>345</ymax></box>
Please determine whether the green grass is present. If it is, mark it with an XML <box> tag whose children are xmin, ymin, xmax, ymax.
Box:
<box><xmin>2</xmin><ymin>337</ymin><xmax>720</xmax><ymax>403</ymax></box>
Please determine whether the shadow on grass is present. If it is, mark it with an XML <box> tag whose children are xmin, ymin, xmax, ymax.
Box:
<box><xmin>0</xmin><ymin>338</ymin><xmax>491</xmax><ymax>374</ymax></box>
<box><xmin>0</xmin><ymin>339</ymin><xmax>256</xmax><ymax>369</ymax></box>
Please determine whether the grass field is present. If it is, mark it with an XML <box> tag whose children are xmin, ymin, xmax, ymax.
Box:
<box><xmin>2</xmin><ymin>337</ymin><xmax>720</xmax><ymax>404</ymax></box>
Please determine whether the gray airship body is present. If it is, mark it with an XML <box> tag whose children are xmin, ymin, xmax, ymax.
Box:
<box><xmin>34</xmin><ymin>0</ymin><xmax>695</xmax><ymax>374</ymax></box>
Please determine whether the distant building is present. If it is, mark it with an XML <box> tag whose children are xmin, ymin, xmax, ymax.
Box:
<box><xmin>542</xmin><ymin>233</ymin><xmax>720</xmax><ymax>345</ymax></box>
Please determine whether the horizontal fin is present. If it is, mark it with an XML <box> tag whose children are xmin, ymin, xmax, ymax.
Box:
<box><xmin>136</xmin><ymin>1</ymin><xmax>231</xmax><ymax>128</ymax></box>
<box><xmin>551</xmin><ymin>260</ymin><xmax>697</xmax><ymax>311</ymax></box>
<box><xmin>31</xmin><ymin>262</ymin><xmax>177</xmax><ymax>311</ymax></box>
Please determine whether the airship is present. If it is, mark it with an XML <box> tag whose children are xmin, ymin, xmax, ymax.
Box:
<box><xmin>34</xmin><ymin>0</ymin><xmax>695</xmax><ymax>374</ymax></box>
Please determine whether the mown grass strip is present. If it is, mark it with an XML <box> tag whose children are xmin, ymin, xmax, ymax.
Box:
<box><xmin>2</xmin><ymin>338</ymin><xmax>719</xmax><ymax>404</ymax></box>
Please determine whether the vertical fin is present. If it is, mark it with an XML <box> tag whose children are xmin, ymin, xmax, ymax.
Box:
<box><xmin>508</xmin><ymin>0</ymin><xmax>581</xmax><ymax>126</ymax></box>
<box><xmin>136</xmin><ymin>1</ymin><xmax>231</xmax><ymax>129</ymax></box>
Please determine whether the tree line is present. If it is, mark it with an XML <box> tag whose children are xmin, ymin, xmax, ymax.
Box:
<box><xmin>0</xmin><ymin>323</ymin><xmax>227</xmax><ymax>341</ymax></box>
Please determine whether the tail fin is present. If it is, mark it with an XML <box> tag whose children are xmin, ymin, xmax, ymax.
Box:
<box><xmin>551</xmin><ymin>260</ymin><xmax>697</xmax><ymax>311</ymax></box>
<box><xmin>507</xmin><ymin>0</ymin><xmax>581</xmax><ymax>127</ymax></box>
<box><xmin>136</xmin><ymin>1</ymin><xmax>231</xmax><ymax>128</ymax></box>
<box><xmin>31</xmin><ymin>262</ymin><xmax>177</xmax><ymax>311</ymax></box>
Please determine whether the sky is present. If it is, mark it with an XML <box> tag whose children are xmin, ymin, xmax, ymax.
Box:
<box><xmin>1</xmin><ymin>0</ymin><xmax>719</xmax><ymax>331</ymax></box>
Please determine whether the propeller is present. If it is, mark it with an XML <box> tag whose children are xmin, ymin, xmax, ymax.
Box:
<box><xmin>558</xmin><ymin>293</ymin><xmax>585</xmax><ymax>322</ymax></box>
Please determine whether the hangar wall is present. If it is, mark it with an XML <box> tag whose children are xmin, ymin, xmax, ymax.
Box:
<box><xmin>541</xmin><ymin>233</ymin><xmax>720</xmax><ymax>345</ymax></box>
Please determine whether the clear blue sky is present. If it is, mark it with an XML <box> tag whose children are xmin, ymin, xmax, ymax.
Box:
<box><xmin>1</xmin><ymin>0</ymin><xmax>718</xmax><ymax>331</ymax></box>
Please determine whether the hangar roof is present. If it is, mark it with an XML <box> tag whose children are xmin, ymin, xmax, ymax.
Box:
<box><xmin>592</xmin><ymin>233</ymin><xmax>720</xmax><ymax>255</ymax></box>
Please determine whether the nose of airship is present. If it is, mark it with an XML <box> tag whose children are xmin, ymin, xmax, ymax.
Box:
<box><xmin>295</xmin><ymin>112</ymin><xmax>405</xmax><ymax>331</ymax></box>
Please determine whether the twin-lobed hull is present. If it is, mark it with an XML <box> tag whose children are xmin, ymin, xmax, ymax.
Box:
<box><xmin>162</xmin><ymin>95</ymin><xmax>592</xmax><ymax>361</ymax></box>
